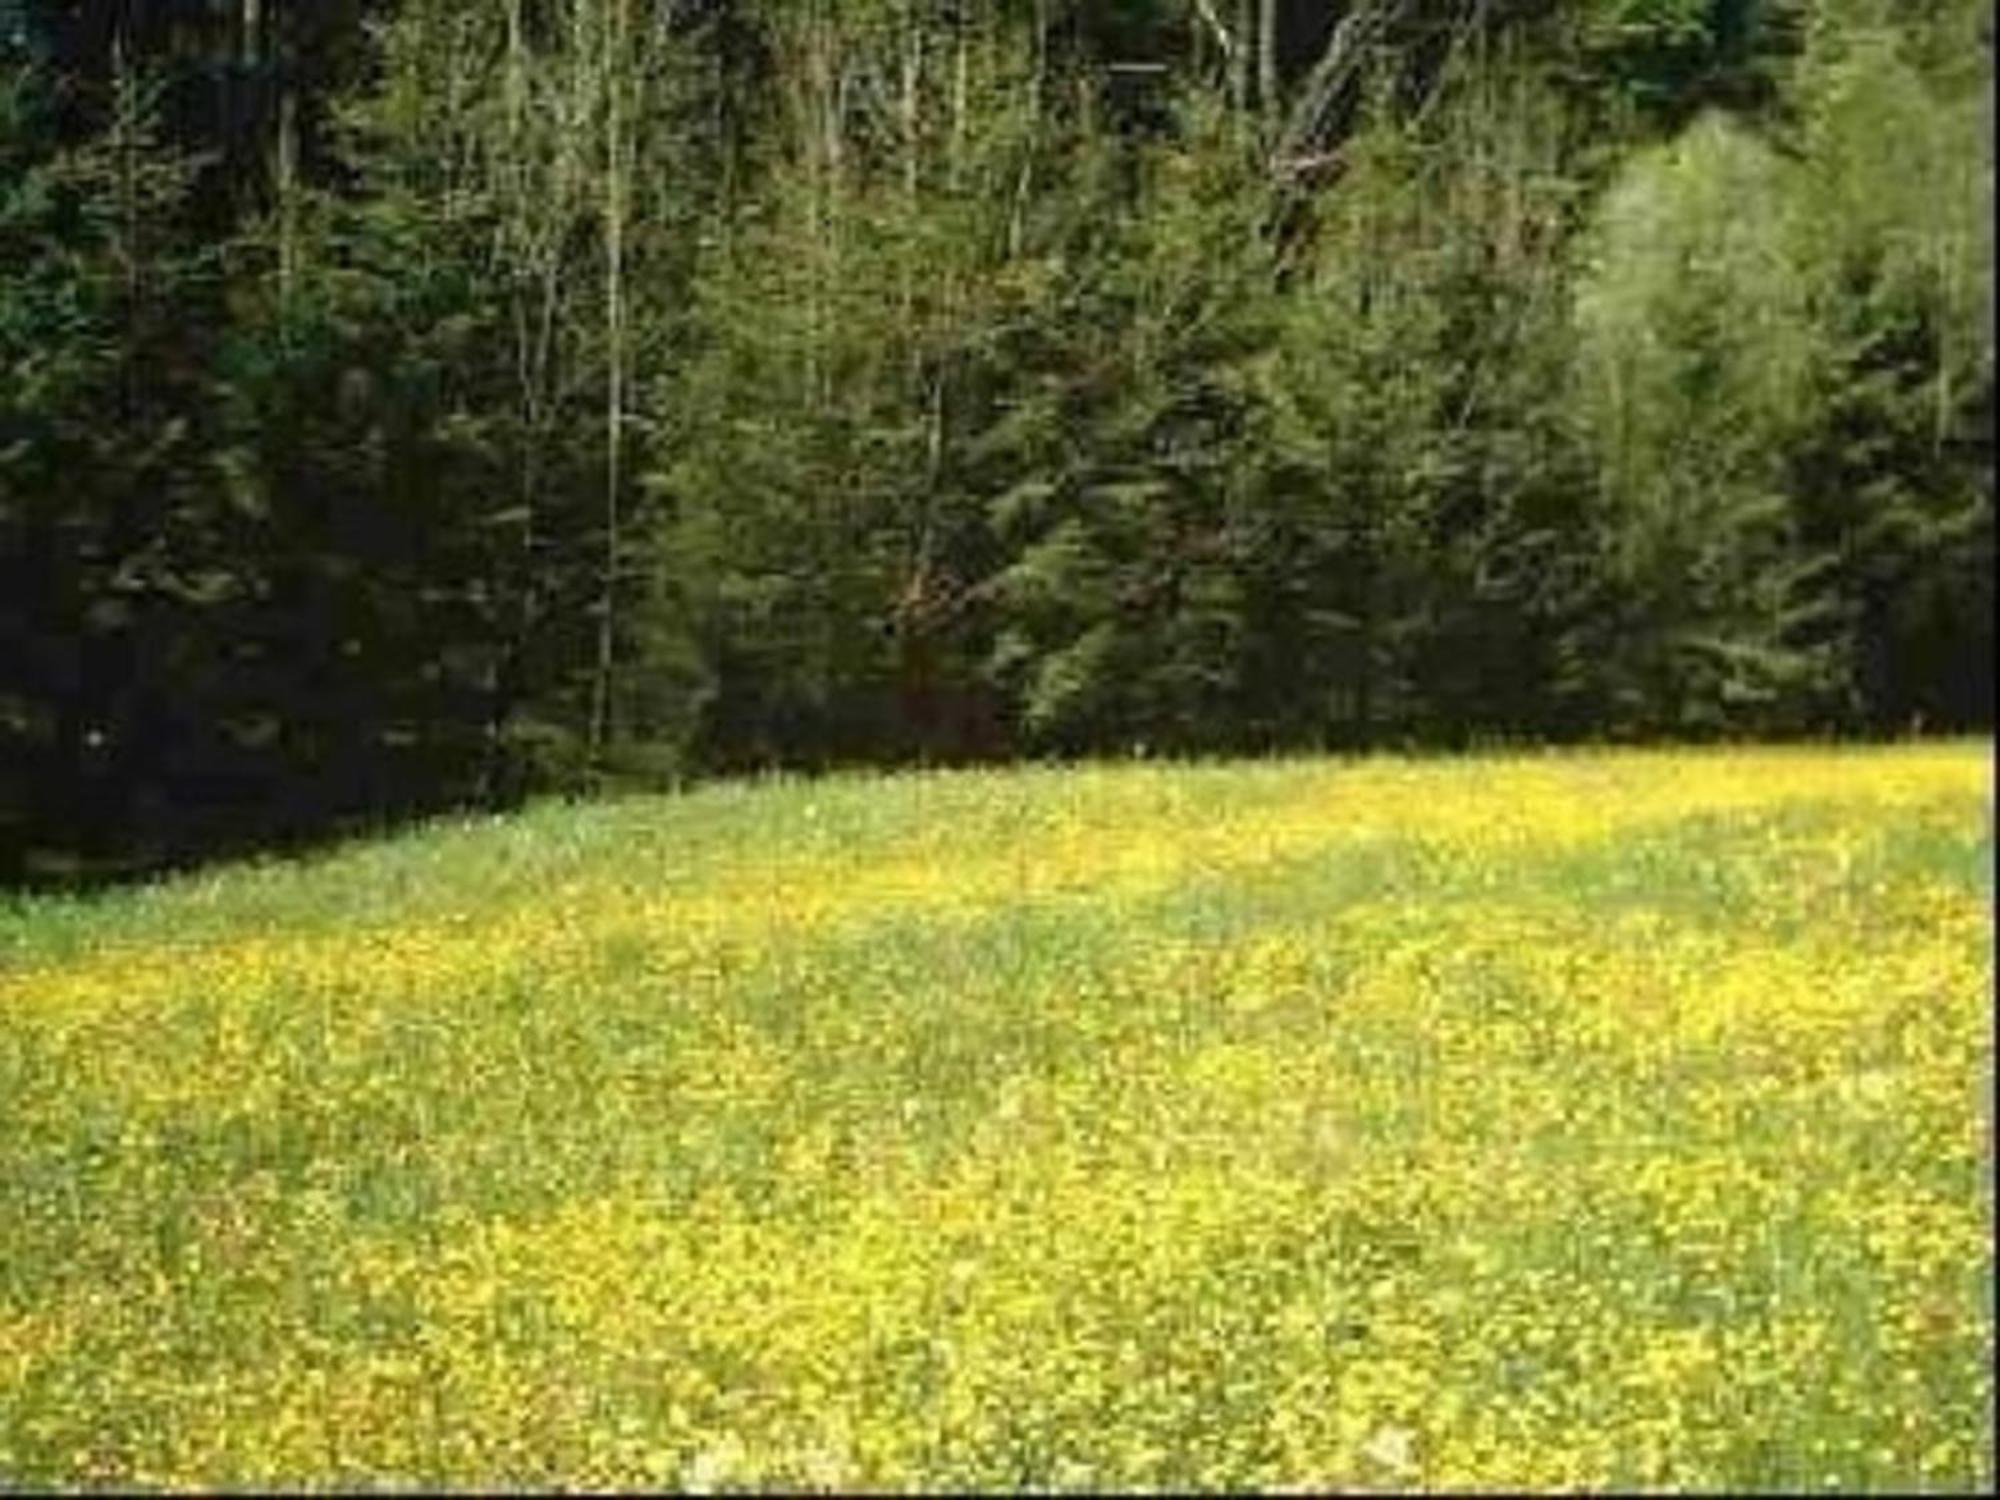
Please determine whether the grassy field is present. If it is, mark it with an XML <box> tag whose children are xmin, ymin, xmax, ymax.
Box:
<box><xmin>1</xmin><ymin>743</ymin><xmax>1992</xmax><ymax>1491</ymax></box>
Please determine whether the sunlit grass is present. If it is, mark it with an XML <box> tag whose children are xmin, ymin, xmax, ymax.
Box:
<box><xmin>2</xmin><ymin>742</ymin><xmax>1992</xmax><ymax>1490</ymax></box>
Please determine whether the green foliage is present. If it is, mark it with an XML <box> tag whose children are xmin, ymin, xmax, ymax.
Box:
<box><xmin>2</xmin><ymin>1</ymin><xmax>1992</xmax><ymax>878</ymax></box>
<box><xmin>0</xmin><ymin>58</ymin><xmax>221</xmax><ymax>872</ymax></box>
<box><xmin>1779</xmin><ymin>5</ymin><xmax>1995</xmax><ymax>726</ymax></box>
<box><xmin>985</xmin><ymin>99</ymin><xmax>1276</xmax><ymax>753</ymax></box>
<box><xmin>1571</xmin><ymin>112</ymin><xmax>1839</xmax><ymax>733</ymax></box>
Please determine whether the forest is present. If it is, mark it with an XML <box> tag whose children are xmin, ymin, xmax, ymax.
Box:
<box><xmin>1</xmin><ymin>1</ymin><xmax>1992</xmax><ymax>881</ymax></box>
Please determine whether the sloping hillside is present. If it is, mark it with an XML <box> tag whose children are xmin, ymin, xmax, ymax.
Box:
<box><xmin>1</xmin><ymin>744</ymin><xmax>1992</xmax><ymax>1489</ymax></box>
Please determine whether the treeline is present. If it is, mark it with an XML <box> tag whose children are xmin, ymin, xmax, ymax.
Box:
<box><xmin>2</xmin><ymin>1</ymin><xmax>1992</xmax><ymax>881</ymax></box>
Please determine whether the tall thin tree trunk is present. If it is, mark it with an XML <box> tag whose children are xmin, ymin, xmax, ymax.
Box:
<box><xmin>1231</xmin><ymin>0</ymin><xmax>1251</xmax><ymax>112</ymax></box>
<box><xmin>111</xmin><ymin>28</ymin><xmax>138</xmax><ymax>426</ymax></box>
<box><xmin>589</xmin><ymin>0</ymin><xmax>631</xmax><ymax>774</ymax></box>
<box><xmin>901</xmin><ymin>3</ymin><xmax>920</xmax><ymax>202</ymax></box>
<box><xmin>950</xmin><ymin>10</ymin><xmax>968</xmax><ymax>193</ymax></box>
<box><xmin>1257</xmin><ymin>0</ymin><xmax>1278</xmax><ymax>118</ymax></box>
<box><xmin>802</xmin><ymin>4</ymin><xmax>829</xmax><ymax>406</ymax></box>
<box><xmin>1008</xmin><ymin>0</ymin><xmax>1045</xmax><ymax>258</ymax></box>
<box><xmin>898</xmin><ymin>0</ymin><xmax>920</xmax><ymax>346</ymax></box>
<box><xmin>484</xmin><ymin>0</ymin><xmax>534</xmax><ymax>803</ymax></box>
<box><xmin>275</xmin><ymin>87</ymin><xmax>297</xmax><ymax>310</ymax></box>
<box><xmin>505</xmin><ymin>0</ymin><xmax>525</xmax><ymax>144</ymax></box>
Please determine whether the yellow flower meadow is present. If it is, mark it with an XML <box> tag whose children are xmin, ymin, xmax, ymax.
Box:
<box><xmin>1</xmin><ymin>742</ymin><xmax>1992</xmax><ymax>1490</ymax></box>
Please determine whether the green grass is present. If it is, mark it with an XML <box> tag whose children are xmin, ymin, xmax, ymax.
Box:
<box><xmin>1</xmin><ymin>742</ymin><xmax>1992</xmax><ymax>1490</ymax></box>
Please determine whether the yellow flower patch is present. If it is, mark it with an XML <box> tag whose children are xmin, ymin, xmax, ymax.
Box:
<box><xmin>0</xmin><ymin>741</ymin><xmax>1990</xmax><ymax>1489</ymax></box>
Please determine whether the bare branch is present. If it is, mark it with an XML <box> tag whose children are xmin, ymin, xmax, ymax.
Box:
<box><xmin>1269</xmin><ymin>0</ymin><xmax>1413</xmax><ymax>175</ymax></box>
<box><xmin>1188</xmin><ymin>0</ymin><xmax>1237</xmax><ymax>61</ymax></box>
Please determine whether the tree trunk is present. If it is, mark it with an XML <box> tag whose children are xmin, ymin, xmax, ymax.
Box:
<box><xmin>588</xmin><ymin>0</ymin><xmax>631</xmax><ymax>775</ymax></box>
<box><xmin>1008</xmin><ymin>0</ymin><xmax>1045</xmax><ymax>257</ymax></box>
<box><xmin>484</xmin><ymin>0</ymin><xmax>535</xmax><ymax>804</ymax></box>
<box><xmin>1231</xmin><ymin>0</ymin><xmax>1251</xmax><ymax>112</ymax></box>
<box><xmin>1257</xmin><ymin>0</ymin><xmax>1278</xmax><ymax>117</ymax></box>
<box><xmin>275</xmin><ymin>86</ymin><xmax>297</xmax><ymax>310</ymax></box>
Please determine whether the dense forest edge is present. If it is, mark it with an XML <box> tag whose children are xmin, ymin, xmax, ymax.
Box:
<box><xmin>1</xmin><ymin>1</ymin><xmax>1992</xmax><ymax>885</ymax></box>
